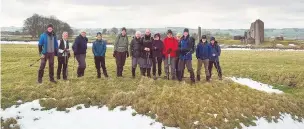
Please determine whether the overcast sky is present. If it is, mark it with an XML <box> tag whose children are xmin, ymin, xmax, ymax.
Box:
<box><xmin>1</xmin><ymin>0</ymin><xmax>304</xmax><ymax>29</ymax></box>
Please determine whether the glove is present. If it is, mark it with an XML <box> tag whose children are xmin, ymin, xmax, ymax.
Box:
<box><xmin>167</xmin><ymin>49</ymin><xmax>172</xmax><ymax>54</ymax></box>
<box><xmin>113</xmin><ymin>51</ymin><xmax>117</xmax><ymax>57</ymax></box>
<box><xmin>154</xmin><ymin>47</ymin><xmax>158</xmax><ymax>50</ymax></box>
<box><xmin>126</xmin><ymin>52</ymin><xmax>129</xmax><ymax>58</ymax></box>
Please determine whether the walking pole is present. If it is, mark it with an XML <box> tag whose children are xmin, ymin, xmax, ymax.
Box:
<box><xmin>73</xmin><ymin>54</ymin><xmax>75</xmax><ymax>79</ymax></box>
<box><xmin>29</xmin><ymin>58</ymin><xmax>41</xmax><ymax>67</ymax></box>
<box><xmin>167</xmin><ymin>53</ymin><xmax>170</xmax><ymax>80</ymax></box>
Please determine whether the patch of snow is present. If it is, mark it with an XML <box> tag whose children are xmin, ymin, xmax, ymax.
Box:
<box><xmin>1</xmin><ymin>100</ymin><xmax>177</xmax><ymax>129</ymax></box>
<box><xmin>194</xmin><ymin>121</ymin><xmax>199</xmax><ymax>125</ymax></box>
<box><xmin>276</xmin><ymin>44</ymin><xmax>284</xmax><ymax>47</ymax></box>
<box><xmin>17</xmin><ymin>100</ymin><xmax>23</xmax><ymax>104</ymax></box>
<box><xmin>222</xmin><ymin>48</ymin><xmax>304</xmax><ymax>51</ymax></box>
<box><xmin>288</xmin><ymin>44</ymin><xmax>296</xmax><ymax>47</ymax></box>
<box><xmin>214</xmin><ymin>114</ymin><xmax>218</xmax><ymax>118</ymax></box>
<box><xmin>230</xmin><ymin>77</ymin><xmax>284</xmax><ymax>94</ymax></box>
<box><xmin>242</xmin><ymin>114</ymin><xmax>304</xmax><ymax>129</ymax></box>
<box><xmin>224</xmin><ymin>118</ymin><xmax>229</xmax><ymax>122</ymax></box>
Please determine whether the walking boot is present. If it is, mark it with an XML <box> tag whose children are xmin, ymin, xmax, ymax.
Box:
<box><xmin>97</xmin><ymin>69</ymin><xmax>101</xmax><ymax>78</ymax></box>
<box><xmin>190</xmin><ymin>71</ymin><xmax>195</xmax><ymax>84</ymax></box>
<box><xmin>197</xmin><ymin>75</ymin><xmax>201</xmax><ymax>81</ymax></box>
<box><xmin>132</xmin><ymin>68</ymin><xmax>136</xmax><ymax>78</ymax></box>
<box><xmin>142</xmin><ymin>68</ymin><xmax>147</xmax><ymax>76</ymax></box>
<box><xmin>77</xmin><ymin>68</ymin><xmax>82</xmax><ymax>77</ymax></box>
<box><xmin>177</xmin><ymin>71</ymin><xmax>182</xmax><ymax>82</ymax></box>
<box><xmin>147</xmin><ymin>68</ymin><xmax>151</xmax><ymax>78</ymax></box>
<box><xmin>219</xmin><ymin>74</ymin><xmax>222</xmax><ymax>80</ymax></box>
<box><xmin>38</xmin><ymin>70</ymin><xmax>44</xmax><ymax>84</ymax></box>
<box><xmin>103</xmin><ymin>70</ymin><xmax>109</xmax><ymax>78</ymax></box>
<box><xmin>206</xmin><ymin>76</ymin><xmax>211</xmax><ymax>82</ymax></box>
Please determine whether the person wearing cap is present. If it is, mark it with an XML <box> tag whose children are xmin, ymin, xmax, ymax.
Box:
<box><xmin>196</xmin><ymin>35</ymin><xmax>212</xmax><ymax>82</ymax></box>
<box><xmin>57</xmin><ymin>31</ymin><xmax>70</xmax><ymax>80</ymax></box>
<box><xmin>151</xmin><ymin>33</ymin><xmax>164</xmax><ymax>80</ymax></box>
<box><xmin>72</xmin><ymin>30</ymin><xmax>88</xmax><ymax>77</ymax></box>
<box><xmin>129</xmin><ymin>31</ymin><xmax>143</xmax><ymax>78</ymax></box>
<box><xmin>177</xmin><ymin>28</ymin><xmax>196</xmax><ymax>83</ymax></box>
<box><xmin>162</xmin><ymin>29</ymin><xmax>179</xmax><ymax>80</ymax></box>
<box><xmin>92</xmin><ymin>32</ymin><xmax>108</xmax><ymax>78</ymax></box>
<box><xmin>208</xmin><ymin>37</ymin><xmax>222</xmax><ymax>80</ymax></box>
<box><xmin>139</xmin><ymin>29</ymin><xmax>153</xmax><ymax>77</ymax></box>
<box><xmin>113</xmin><ymin>27</ymin><xmax>129</xmax><ymax>77</ymax></box>
<box><xmin>37</xmin><ymin>24</ymin><xmax>59</xmax><ymax>84</ymax></box>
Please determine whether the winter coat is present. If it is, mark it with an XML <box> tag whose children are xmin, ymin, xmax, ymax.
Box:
<box><xmin>162</xmin><ymin>37</ymin><xmax>179</xmax><ymax>58</ymax></box>
<box><xmin>38</xmin><ymin>32</ymin><xmax>58</xmax><ymax>55</ymax></box>
<box><xmin>92</xmin><ymin>39</ymin><xmax>107</xmax><ymax>57</ymax></box>
<box><xmin>114</xmin><ymin>34</ymin><xmax>129</xmax><ymax>52</ymax></box>
<box><xmin>210</xmin><ymin>41</ymin><xmax>221</xmax><ymax>61</ymax></box>
<box><xmin>179</xmin><ymin>35</ymin><xmax>195</xmax><ymax>60</ymax></box>
<box><xmin>130</xmin><ymin>37</ymin><xmax>142</xmax><ymax>58</ymax></box>
<box><xmin>141</xmin><ymin>34</ymin><xmax>153</xmax><ymax>59</ymax></box>
<box><xmin>196</xmin><ymin>41</ymin><xmax>212</xmax><ymax>60</ymax></box>
<box><xmin>57</xmin><ymin>39</ymin><xmax>70</xmax><ymax>57</ymax></box>
<box><xmin>72</xmin><ymin>35</ymin><xmax>88</xmax><ymax>55</ymax></box>
<box><xmin>152</xmin><ymin>39</ymin><xmax>164</xmax><ymax>58</ymax></box>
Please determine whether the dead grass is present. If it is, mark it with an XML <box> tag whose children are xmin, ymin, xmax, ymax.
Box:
<box><xmin>1</xmin><ymin>44</ymin><xmax>304</xmax><ymax>129</ymax></box>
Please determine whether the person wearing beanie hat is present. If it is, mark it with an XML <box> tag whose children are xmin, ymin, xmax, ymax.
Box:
<box><xmin>176</xmin><ymin>28</ymin><xmax>196</xmax><ymax>83</ymax></box>
<box><xmin>196</xmin><ymin>35</ymin><xmax>212</xmax><ymax>82</ymax></box>
<box><xmin>139</xmin><ymin>29</ymin><xmax>153</xmax><ymax>78</ymax></box>
<box><xmin>37</xmin><ymin>23</ymin><xmax>58</xmax><ymax>84</ymax></box>
<box><xmin>72</xmin><ymin>30</ymin><xmax>88</xmax><ymax>77</ymax></box>
<box><xmin>129</xmin><ymin>31</ymin><xmax>143</xmax><ymax>78</ymax></box>
<box><xmin>208</xmin><ymin>37</ymin><xmax>222</xmax><ymax>80</ymax></box>
<box><xmin>151</xmin><ymin>33</ymin><xmax>164</xmax><ymax>79</ymax></box>
<box><xmin>57</xmin><ymin>32</ymin><xmax>70</xmax><ymax>80</ymax></box>
<box><xmin>92</xmin><ymin>32</ymin><xmax>108</xmax><ymax>78</ymax></box>
<box><xmin>162</xmin><ymin>29</ymin><xmax>178</xmax><ymax>80</ymax></box>
<box><xmin>113</xmin><ymin>27</ymin><xmax>129</xmax><ymax>77</ymax></box>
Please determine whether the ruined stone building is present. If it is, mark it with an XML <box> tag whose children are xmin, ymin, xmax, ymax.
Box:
<box><xmin>244</xmin><ymin>19</ymin><xmax>264</xmax><ymax>45</ymax></box>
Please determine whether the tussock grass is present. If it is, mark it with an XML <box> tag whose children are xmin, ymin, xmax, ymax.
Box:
<box><xmin>1</xmin><ymin>44</ymin><xmax>304</xmax><ymax>129</ymax></box>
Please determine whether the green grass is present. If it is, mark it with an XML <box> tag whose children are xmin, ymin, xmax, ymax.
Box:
<box><xmin>1</xmin><ymin>44</ymin><xmax>304</xmax><ymax>129</ymax></box>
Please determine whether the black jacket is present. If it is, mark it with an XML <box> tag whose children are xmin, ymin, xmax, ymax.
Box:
<box><xmin>152</xmin><ymin>40</ymin><xmax>164</xmax><ymax>58</ymax></box>
<box><xmin>130</xmin><ymin>37</ymin><xmax>142</xmax><ymax>58</ymax></box>
<box><xmin>72</xmin><ymin>35</ymin><xmax>88</xmax><ymax>55</ymax></box>
<box><xmin>141</xmin><ymin>34</ymin><xmax>153</xmax><ymax>59</ymax></box>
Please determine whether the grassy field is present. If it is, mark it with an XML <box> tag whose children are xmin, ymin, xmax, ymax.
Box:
<box><xmin>1</xmin><ymin>44</ymin><xmax>304</xmax><ymax>129</ymax></box>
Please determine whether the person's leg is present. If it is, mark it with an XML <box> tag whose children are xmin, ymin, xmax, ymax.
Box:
<box><xmin>48</xmin><ymin>53</ymin><xmax>56</xmax><ymax>82</ymax></box>
<box><xmin>203</xmin><ymin>59</ymin><xmax>210</xmax><ymax>81</ymax></box>
<box><xmin>131</xmin><ymin>57</ymin><xmax>137</xmax><ymax>78</ymax></box>
<box><xmin>208</xmin><ymin>61</ymin><xmax>214</xmax><ymax>79</ymax></box>
<box><xmin>215</xmin><ymin>60</ymin><xmax>222</xmax><ymax>80</ymax></box>
<box><xmin>75</xmin><ymin>55</ymin><xmax>82</xmax><ymax>77</ymax></box>
<box><xmin>147</xmin><ymin>58</ymin><xmax>152</xmax><ymax>78</ymax></box>
<box><xmin>57</xmin><ymin>57</ymin><xmax>63</xmax><ymax>79</ymax></box>
<box><xmin>164</xmin><ymin>58</ymin><xmax>169</xmax><ymax>79</ymax></box>
<box><xmin>177</xmin><ymin>59</ymin><xmax>185</xmax><ymax>81</ymax></box>
<box><xmin>171</xmin><ymin>57</ymin><xmax>176</xmax><ymax>80</ymax></box>
<box><xmin>115</xmin><ymin>52</ymin><xmax>120</xmax><ymax>77</ymax></box>
<box><xmin>175</xmin><ymin>58</ymin><xmax>179</xmax><ymax>78</ymax></box>
<box><xmin>94</xmin><ymin>56</ymin><xmax>101</xmax><ymax>78</ymax></box>
<box><xmin>196</xmin><ymin>59</ymin><xmax>203</xmax><ymax>81</ymax></box>
<box><xmin>120</xmin><ymin>52</ymin><xmax>127</xmax><ymax>76</ymax></box>
<box><xmin>157</xmin><ymin>57</ymin><xmax>162</xmax><ymax>76</ymax></box>
<box><xmin>100</xmin><ymin>56</ymin><xmax>108</xmax><ymax>77</ymax></box>
<box><xmin>62</xmin><ymin>56</ymin><xmax>68</xmax><ymax>80</ymax></box>
<box><xmin>186</xmin><ymin>60</ymin><xmax>195</xmax><ymax>83</ymax></box>
<box><xmin>81</xmin><ymin>54</ymin><xmax>86</xmax><ymax>76</ymax></box>
<box><xmin>38</xmin><ymin>56</ymin><xmax>47</xmax><ymax>83</ymax></box>
<box><xmin>152</xmin><ymin>57</ymin><xmax>157</xmax><ymax>76</ymax></box>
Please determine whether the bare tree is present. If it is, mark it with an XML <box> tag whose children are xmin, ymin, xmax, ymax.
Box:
<box><xmin>102</xmin><ymin>29</ymin><xmax>107</xmax><ymax>34</ymax></box>
<box><xmin>111</xmin><ymin>27</ymin><xmax>118</xmax><ymax>35</ymax></box>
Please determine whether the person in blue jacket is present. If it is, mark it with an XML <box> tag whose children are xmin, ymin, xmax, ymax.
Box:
<box><xmin>196</xmin><ymin>35</ymin><xmax>212</xmax><ymax>82</ymax></box>
<box><xmin>92</xmin><ymin>32</ymin><xmax>108</xmax><ymax>78</ymax></box>
<box><xmin>208</xmin><ymin>37</ymin><xmax>222</xmax><ymax>80</ymax></box>
<box><xmin>72</xmin><ymin>30</ymin><xmax>88</xmax><ymax>77</ymax></box>
<box><xmin>37</xmin><ymin>24</ymin><xmax>58</xmax><ymax>84</ymax></box>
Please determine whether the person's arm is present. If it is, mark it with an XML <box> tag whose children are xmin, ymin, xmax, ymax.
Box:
<box><xmin>126</xmin><ymin>36</ymin><xmax>129</xmax><ymax>57</ymax></box>
<box><xmin>196</xmin><ymin>45</ymin><xmax>199</xmax><ymax>59</ymax></box>
<box><xmin>72</xmin><ymin>37</ymin><xmax>79</xmax><ymax>55</ymax></box>
<box><xmin>104</xmin><ymin>41</ymin><xmax>107</xmax><ymax>55</ymax></box>
<box><xmin>58</xmin><ymin>40</ymin><xmax>64</xmax><ymax>53</ymax></box>
<box><xmin>92</xmin><ymin>42</ymin><xmax>96</xmax><ymax>56</ymax></box>
<box><xmin>218</xmin><ymin>44</ymin><xmax>221</xmax><ymax>56</ymax></box>
<box><xmin>129</xmin><ymin>39</ymin><xmax>134</xmax><ymax>57</ymax></box>
<box><xmin>114</xmin><ymin>35</ymin><xmax>119</xmax><ymax>51</ymax></box>
<box><xmin>208</xmin><ymin>45</ymin><xmax>212</xmax><ymax>59</ymax></box>
<box><xmin>38</xmin><ymin>34</ymin><xmax>44</xmax><ymax>56</ymax></box>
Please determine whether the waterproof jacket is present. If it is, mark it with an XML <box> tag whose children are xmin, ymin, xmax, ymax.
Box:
<box><xmin>92</xmin><ymin>39</ymin><xmax>107</xmax><ymax>57</ymax></box>
<box><xmin>210</xmin><ymin>41</ymin><xmax>221</xmax><ymax>61</ymax></box>
<box><xmin>57</xmin><ymin>39</ymin><xmax>70</xmax><ymax>57</ymax></box>
<box><xmin>179</xmin><ymin>35</ymin><xmax>195</xmax><ymax>60</ymax></box>
<box><xmin>130</xmin><ymin>37</ymin><xmax>142</xmax><ymax>58</ymax></box>
<box><xmin>141</xmin><ymin>34</ymin><xmax>153</xmax><ymax>59</ymax></box>
<box><xmin>72</xmin><ymin>35</ymin><xmax>88</xmax><ymax>55</ymax></box>
<box><xmin>38</xmin><ymin>32</ymin><xmax>58</xmax><ymax>55</ymax></box>
<box><xmin>196</xmin><ymin>41</ymin><xmax>212</xmax><ymax>60</ymax></box>
<box><xmin>152</xmin><ymin>39</ymin><xmax>164</xmax><ymax>58</ymax></box>
<box><xmin>114</xmin><ymin>34</ymin><xmax>129</xmax><ymax>52</ymax></box>
<box><xmin>162</xmin><ymin>37</ymin><xmax>179</xmax><ymax>58</ymax></box>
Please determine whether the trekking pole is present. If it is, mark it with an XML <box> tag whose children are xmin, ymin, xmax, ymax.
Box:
<box><xmin>73</xmin><ymin>55</ymin><xmax>75</xmax><ymax>79</ymax></box>
<box><xmin>147</xmin><ymin>53</ymin><xmax>150</xmax><ymax>65</ymax></box>
<box><xmin>167</xmin><ymin>53</ymin><xmax>170</xmax><ymax>80</ymax></box>
<box><xmin>29</xmin><ymin>58</ymin><xmax>41</xmax><ymax>67</ymax></box>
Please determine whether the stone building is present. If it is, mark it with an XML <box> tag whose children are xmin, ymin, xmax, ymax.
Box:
<box><xmin>244</xmin><ymin>19</ymin><xmax>264</xmax><ymax>45</ymax></box>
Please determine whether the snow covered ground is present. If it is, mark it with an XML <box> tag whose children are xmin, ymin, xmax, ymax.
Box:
<box><xmin>230</xmin><ymin>77</ymin><xmax>284</xmax><ymax>94</ymax></box>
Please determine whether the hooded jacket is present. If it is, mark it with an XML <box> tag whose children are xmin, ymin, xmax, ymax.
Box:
<box><xmin>72</xmin><ymin>35</ymin><xmax>88</xmax><ymax>55</ymax></box>
<box><xmin>196</xmin><ymin>41</ymin><xmax>212</xmax><ymax>60</ymax></box>
<box><xmin>152</xmin><ymin>39</ymin><xmax>164</xmax><ymax>58</ymax></box>
<box><xmin>179</xmin><ymin>35</ymin><xmax>195</xmax><ymax>60</ymax></box>
<box><xmin>210</xmin><ymin>41</ymin><xmax>221</xmax><ymax>61</ymax></box>
<box><xmin>114</xmin><ymin>34</ymin><xmax>129</xmax><ymax>52</ymax></box>
<box><xmin>130</xmin><ymin>37</ymin><xmax>142</xmax><ymax>58</ymax></box>
<box><xmin>162</xmin><ymin>37</ymin><xmax>178</xmax><ymax>58</ymax></box>
<box><xmin>38</xmin><ymin>31</ymin><xmax>58</xmax><ymax>55</ymax></box>
<box><xmin>141</xmin><ymin>34</ymin><xmax>153</xmax><ymax>59</ymax></box>
<box><xmin>92</xmin><ymin>39</ymin><xmax>107</xmax><ymax>57</ymax></box>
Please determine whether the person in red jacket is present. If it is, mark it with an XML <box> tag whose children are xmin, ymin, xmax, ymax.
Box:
<box><xmin>163</xmin><ymin>29</ymin><xmax>178</xmax><ymax>80</ymax></box>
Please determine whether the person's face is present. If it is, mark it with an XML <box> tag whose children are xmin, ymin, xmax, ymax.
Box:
<box><xmin>183</xmin><ymin>32</ymin><xmax>188</xmax><ymax>37</ymax></box>
<box><xmin>176</xmin><ymin>36</ymin><xmax>181</xmax><ymax>40</ymax></box>
<box><xmin>97</xmin><ymin>35</ymin><xmax>102</xmax><ymax>40</ymax></box>
<box><xmin>167</xmin><ymin>33</ymin><xmax>172</xmax><ymax>38</ymax></box>
<box><xmin>154</xmin><ymin>36</ymin><xmax>159</xmax><ymax>40</ymax></box>
<box><xmin>211</xmin><ymin>40</ymin><xmax>215</xmax><ymax>44</ymax></box>
<box><xmin>81</xmin><ymin>32</ymin><xmax>86</xmax><ymax>37</ymax></box>
<box><xmin>122</xmin><ymin>30</ymin><xmax>126</xmax><ymax>36</ymax></box>
<box><xmin>47</xmin><ymin>27</ymin><xmax>53</xmax><ymax>32</ymax></box>
<box><xmin>145</xmin><ymin>29</ymin><xmax>151</xmax><ymax>36</ymax></box>
<box><xmin>136</xmin><ymin>33</ymin><xmax>141</xmax><ymax>38</ymax></box>
<box><xmin>63</xmin><ymin>33</ymin><xmax>68</xmax><ymax>39</ymax></box>
<box><xmin>202</xmin><ymin>38</ymin><xmax>207</xmax><ymax>42</ymax></box>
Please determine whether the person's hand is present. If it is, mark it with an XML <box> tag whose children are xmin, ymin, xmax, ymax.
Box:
<box><xmin>40</xmin><ymin>54</ymin><xmax>45</xmax><ymax>59</ymax></box>
<box><xmin>167</xmin><ymin>48</ymin><xmax>172</xmax><ymax>54</ymax></box>
<box><xmin>146</xmin><ymin>48</ymin><xmax>150</xmax><ymax>51</ymax></box>
<box><xmin>154</xmin><ymin>47</ymin><xmax>157</xmax><ymax>50</ymax></box>
<box><xmin>212</xmin><ymin>54</ymin><xmax>216</xmax><ymax>56</ymax></box>
<box><xmin>113</xmin><ymin>51</ymin><xmax>117</xmax><ymax>57</ymax></box>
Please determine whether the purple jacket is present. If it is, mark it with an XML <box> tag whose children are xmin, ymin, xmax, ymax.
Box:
<box><xmin>152</xmin><ymin>40</ymin><xmax>164</xmax><ymax>58</ymax></box>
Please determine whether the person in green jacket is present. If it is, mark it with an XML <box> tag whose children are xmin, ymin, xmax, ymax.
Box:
<box><xmin>113</xmin><ymin>27</ymin><xmax>129</xmax><ymax>77</ymax></box>
<box><xmin>93</xmin><ymin>32</ymin><xmax>108</xmax><ymax>78</ymax></box>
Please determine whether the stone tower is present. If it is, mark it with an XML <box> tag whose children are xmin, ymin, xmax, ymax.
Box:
<box><xmin>245</xmin><ymin>19</ymin><xmax>264</xmax><ymax>45</ymax></box>
<box><xmin>198</xmin><ymin>26</ymin><xmax>202</xmax><ymax>40</ymax></box>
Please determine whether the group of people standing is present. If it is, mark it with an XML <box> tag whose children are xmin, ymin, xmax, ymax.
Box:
<box><xmin>37</xmin><ymin>24</ymin><xmax>222</xmax><ymax>84</ymax></box>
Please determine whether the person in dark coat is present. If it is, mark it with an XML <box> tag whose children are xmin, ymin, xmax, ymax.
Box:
<box><xmin>92</xmin><ymin>32</ymin><xmax>108</xmax><ymax>78</ymax></box>
<box><xmin>196</xmin><ymin>35</ymin><xmax>212</xmax><ymax>82</ymax></box>
<box><xmin>208</xmin><ymin>37</ymin><xmax>222</xmax><ymax>80</ymax></box>
<box><xmin>37</xmin><ymin>24</ymin><xmax>58</xmax><ymax>84</ymax></box>
<box><xmin>57</xmin><ymin>31</ymin><xmax>70</xmax><ymax>80</ymax></box>
<box><xmin>177</xmin><ymin>28</ymin><xmax>195</xmax><ymax>83</ymax></box>
<box><xmin>151</xmin><ymin>33</ymin><xmax>164</xmax><ymax>80</ymax></box>
<box><xmin>72</xmin><ymin>30</ymin><xmax>88</xmax><ymax>77</ymax></box>
<box><xmin>113</xmin><ymin>27</ymin><xmax>129</xmax><ymax>77</ymax></box>
<box><xmin>139</xmin><ymin>29</ymin><xmax>153</xmax><ymax>77</ymax></box>
<box><xmin>129</xmin><ymin>31</ymin><xmax>143</xmax><ymax>78</ymax></box>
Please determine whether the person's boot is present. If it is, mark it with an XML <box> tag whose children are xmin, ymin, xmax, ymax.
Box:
<box><xmin>57</xmin><ymin>72</ymin><xmax>61</xmax><ymax>80</ymax></box>
<box><xmin>177</xmin><ymin>71</ymin><xmax>182</xmax><ymax>82</ymax></box>
<box><xmin>219</xmin><ymin>74</ymin><xmax>222</xmax><ymax>80</ymax></box>
<box><xmin>97</xmin><ymin>69</ymin><xmax>101</xmax><ymax>78</ymax></box>
<box><xmin>190</xmin><ymin>71</ymin><xmax>195</xmax><ymax>84</ymax></box>
<box><xmin>132</xmin><ymin>68</ymin><xmax>136</xmax><ymax>78</ymax></box>
<box><xmin>82</xmin><ymin>68</ymin><xmax>85</xmax><ymax>77</ymax></box>
<box><xmin>143</xmin><ymin>68</ymin><xmax>147</xmax><ymax>76</ymax></box>
<box><xmin>38</xmin><ymin>70</ymin><xmax>44</xmax><ymax>84</ymax></box>
<box><xmin>181</xmin><ymin>70</ymin><xmax>185</xmax><ymax>78</ymax></box>
<box><xmin>147</xmin><ymin>68</ymin><xmax>151</xmax><ymax>78</ymax></box>
<box><xmin>172</xmin><ymin>74</ymin><xmax>176</xmax><ymax>80</ymax></box>
<box><xmin>197</xmin><ymin>75</ymin><xmax>201</xmax><ymax>81</ymax></box>
<box><xmin>103</xmin><ymin>69</ymin><xmax>109</xmax><ymax>78</ymax></box>
<box><xmin>77</xmin><ymin>68</ymin><xmax>82</xmax><ymax>77</ymax></box>
<box><xmin>63</xmin><ymin>69</ymin><xmax>67</xmax><ymax>80</ymax></box>
<box><xmin>49</xmin><ymin>68</ymin><xmax>56</xmax><ymax>83</ymax></box>
<box><xmin>206</xmin><ymin>76</ymin><xmax>211</xmax><ymax>82</ymax></box>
